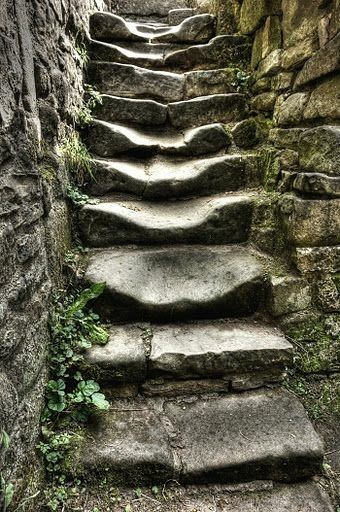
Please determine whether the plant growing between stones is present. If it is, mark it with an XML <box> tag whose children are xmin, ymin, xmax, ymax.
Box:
<box><xmin>39</xmin><ymin>283</ymin><xmax>110</xmax><ymax>510</ymax></box>
<box><xmin>75</xmin><ymin>84</ymin><xmax>103</xmax><ymax>128</ymax></box>
<box><xmin>67</xmin><ymin>185</ymin><xmax>99</xmax><ymax>207</ymax></box>
<box><xmin>59</xmin><ymin>128</ymin><xmax>94</xmax><ymax>186</ymax></box>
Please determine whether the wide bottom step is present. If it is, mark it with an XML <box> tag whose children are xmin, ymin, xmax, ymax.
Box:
<box><xmin>78</xmin><ymin>388</ymin><xmax>323</xmax><ymax>485</ymax></box>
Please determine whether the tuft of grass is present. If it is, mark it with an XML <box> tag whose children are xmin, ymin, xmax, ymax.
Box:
<box><xmin>59</xmin><ymin>130</ymin><xmax>94</xmax><ymax>186</ymax></box>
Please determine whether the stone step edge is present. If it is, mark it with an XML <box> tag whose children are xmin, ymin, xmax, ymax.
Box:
<box><xmin>84</xmin><ymin>320</ymin><xmax>293</xmax><ymax>394</ymax></box>
<box><xmin>78</xmin><ymin>388</ymin><xmax>324</xmax><ymax>485</ymax></box>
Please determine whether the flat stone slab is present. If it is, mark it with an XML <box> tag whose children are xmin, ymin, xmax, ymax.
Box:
<box><xmin>88</xmin><ymin>62</ymin><xmax>239</xmax><ymax>102</ymax></box>
<box><xmin>149</xmin><ymin>320</ymin><xmax>292</xmax><ymax>381</ymax></box>
<box><xmin>292</xmin><ymin>172</ymin><xmax>340</xmax><ymax>198</ymax></box>
<box><xmin>84</xmin><ymin>245</ymin><xmax>264</xmax><ymax>321</ymax></box>
<box><xmin>87</xmin><ymin>62</ymin><xmax>185</xmax><ymax>102</ymax></box>
<box><xmin>85</xmin><ymin>324</ymin><xmax>147</xmax><ymax>383</ymax></box>
<box><xmin>79</xmin><ymin>389</ymin><xmax>323</xmax><ymax>484</ymax></box>
<box><xmin>86</xmin><ymin>120</ymin><xmax>231</xmax><ymax>158</ymax></box>
<box><xmin>79</xmin><ymin>194</ymin><xmax>254</xmax><ymax>246</ymax></box>
<box><xmin>164</xmin><ymin>35</ymin><xmax>251</xmax><ymax>70</ymax></box>
<box><xmin>88</xmin><ymin>154</ymin><xmax>247</xmax><ymax>198</ymax></box>
<box><xmin>94</xmin><ymin>95</ymin><xmax>168</xmax><ymax>126</ymax></box>
<box><xmin>165</xmin><ymin>389</ymin><xmax>323</xmax><ymax>483</ymax></box>
<box><xmin>168</xmin><ymin>8</ymin><xmax>197</xmax><ymax>25</ymax></box>
<box><xmin>81</xmin><ymin>401</ymin><xmax>174</xmax><ymax>485</ymax></box>
<box><xmin>169</xmin><ymin>93</ymin><xmax>247</xmax><ymax>128</ymax></box>
<box><xmin>90</xmin><ymin>12</ymin><xmax>216</xmax><ymax>44</ymax></box>
<box><xmin>89</xmin><ymin>35</ymin><xmax>250</xmax><ymax>70</ymax></box>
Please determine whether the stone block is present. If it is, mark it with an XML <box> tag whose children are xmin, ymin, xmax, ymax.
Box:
<box><xmin>262</xmin><ymin>16</ymin><xmax>282</xmax><ymax>58</ymax></box>
<box><xmin>251</xmin><ymin>26</ymin><xmax>264</xmax><ymax>70</ymax></box>
<box><xmin>295</xmin><ymin>33</ymin><xmax>340</xmax><ymax>87</ymax></box>
<box><xmin>282</xmin><ymin>0</ymin><xmax>324</xmax><ymax>48</ymax></box>
<box><xmin>251</xmin><ymin>92</ymin><xmax>277</xmax><ymax>112</ymax></box>
<box><xmin>293</xmin><ymin>173</ymin><xmax>340</xmax><ymax>198</ymax></box>
<box><xmin>240</xmin><ymin>0</ymin><xmax>282</xmax><ymax>35</ymax></box>
<box><xmin>257</xmin><ymin>49</ymin><xmax>283</xmax><ymax>78</ymax></box>
<box><xmin>281</xmin><ymin>39</ymin><xmax>318</xmax><ymax>70</ymax></box>
<box><xmin>294</xmin><ymin>246</ymin><xmax>340</xmax><ymax>274</ymax></box>
<box><xmin>269</xmin><ymin>128</ymin><xmax>307</xmax><ymax>149</ymax></box>
<box><xmin>280</xmin><ymin>195</ymin><xmax>340</xmax><ymax>247</ymax></box>
<box><xmin>298</xmin><ymin>126</ymin><xmax>340</xmax><ymax>176</ymax></box>
<box><xmin>232</xmin><ymin>118</ymin><xmax>261</xmax><ymax>148</ymax></box>
<box><xmin>304</xmin><ymin>75</ymin><xmax>340</xmax><ymax>121</ymax></box>
<box><xmin>272</xmin><ymin>72</ymin><xmax>294</xmax><ymax>91</ymax></box>
<box><xmin>274</xmin><ymin>93</ymin><xmax>310</xmax><ymax>127</ymax></box>
<box><xmin>269</xmin><ymin>276</ymin><xmax>312</xmax><ymax>317</ymax></box>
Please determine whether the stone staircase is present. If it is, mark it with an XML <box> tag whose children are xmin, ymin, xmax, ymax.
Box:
<box><xmin>74</xmin><ymin>1</ymin><xmax>334</xmax><ymax>508</ymax></box>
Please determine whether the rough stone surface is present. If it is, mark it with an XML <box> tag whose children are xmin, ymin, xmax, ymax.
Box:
<box><xmin>149</xmin><ymin>320</ymin><xmax>292</xmax><ymax>380</ymax></box>
<box><xmin>303</xmin><ymin>75</ymin><xmax>340</xmax><ymax>121</ymax></box>
<box><xmin>274</xmin><ymin>93</ymin><xmax>310</xmax><ymax>127</ymax></box>
<box><xmin>184</xmin><ymin>68</ymin><xmax>239</xmax><ymax>98</ymax></box>
<box><xmin>87</xmin><ymin>62</ymin><xmax>185</xmax><ymax>102</ymax></box>
<box><xmin>82</xmin><ymin>403</ymin><xmax>174</xmax><ymax>485</ymax></box>
<box><xmin>94</xmin><ymin>95</ymin><xmax>168</xmax><ymax>125</ymax></box>
<box><xmin>85</xmin><ymin>325</ymin><xmax>147</xmax><ymax>383</ymax></box>
<box><xmin>240</xmin><ymin>0</ymin><xmax>282</xmax><ymax>35</ymax></box>
<box><xmin>280</xmin><ymin>195</ymin><xmax>340</xmax><ymax>247</ymax></box>
<box><xmin>87</xmin><ymin>120</ymin><xmax>231</xmax><ymax>157</ymax></box>
<box><xmin>295</xmin><ymin>33</ymin><xmax>340</xmax><ymax>87</ymax></box>
<box><xmin>80</xmin><ymin>195</ymin><xmax>254</xmax><ymax>246</ymax></box>
<box><xmin>114</xmin><ymin>0</ymin><xmax>188</xmax><ymax>17</ymax></box>
<box><xmin>293</xmin><ymin>173</ymin><xmax>340</xmax><ymax>198</ymax></box>
<box><xmin>164</xmin><ymin>35</ymin><xmax>251</xmax><ymax>70</ymax></box>
<box><xmin>251</xmin><ymin>92</ymin><xmax>277</xmax><ymax>112</ymax></box>
<box><xmin>84</xmin><ymin>246</ymin><xmax>265</xmax><ymax>321</ymax></box>
<box><xmin>0</xmin><ymin>0</ymin><xmax>106</xmax><ymax>487</ymax></box>
<box><xmin>298</xmin><ymin>126</ymin><xmax>340</xmax><ymax>176</ymax></box>
<box><xmin>168</xmin><ymin>94</ymin><xmax>247</xmax><ymax>128</ymax></box>
<box><xmin>165</xmin><ymin>389</ymin><xmax>323</xmax><ymax>483</ymax></box>
<box><xmin>168</xmin><ymin>8</ymin><xmax>197</xmax><ymax>25</ymax></box>
<box><xmin>269</xmin><ymin>276</ymin><xmax>312</xmax><ymax>317</ymax></box>
<box><xmin>257</xmin><ymin>49</ymin><xmax>283</xmax><ymax>78</ymax></box>
<box><xmin>88</xmin><ymin>155</ymin><xmax>248</xmax><ymax>198</ymax></box>
<box><xmin>294</xmin><ymin>246</ymin><xmax>340</xmax><ymax>274</ymax></box>
<box><xmin>232</xmin><ymin>119</ymin><xmax>261</xmax><ymax>148</ymax></box>
<box><xmin>79</xmin><ymin>389</ymin><xmax>323</xmax><ymax>485</ymax></box>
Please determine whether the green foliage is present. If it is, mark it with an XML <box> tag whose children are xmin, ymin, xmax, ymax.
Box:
<box><xmin>1</xmin><ymin>432</ymin><xmax>14</xmax><ymax>511</ymax></box>
<box><xmin>75</xmin><ymin>43</ymin><xmax>89</xmax><ymax>66</ymax></box>
<box><xmin>286</xmin><ymin>317</ymin><xmax>340</xmax><ymax>374</ymax></box>
<box><xmin>232</xmin><ymin>69</ymin><xmax>251</xmax><ymax>92</ymax></box>
<box><xmin>67</xmin><ymin>185</ymin><xmax>99</xmax><ymax>207</ymax></box>
<box><xmin>39</xmin><ymin>284</ymin><xmax>109</xmax><ymax>510</ymax></box>
<box><xmin>59</xmin><ymin>130</ymin><xmax>94</xmax><ymax>186</ymax></box>
<box><xmin>75</xmin><ymin>84</ymin><xmax>103</xmax><ymax>128</ymax></box>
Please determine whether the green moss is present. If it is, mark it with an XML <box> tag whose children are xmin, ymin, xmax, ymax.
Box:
<box><xmin>260</xmin><ymin>147</ymin><xmax>280</xmax><ymax>192</ymax></box>
<box><xmin>285</xmin><ymin>316</ymin><xmax>340</xmax><ymax>374</ymax></box>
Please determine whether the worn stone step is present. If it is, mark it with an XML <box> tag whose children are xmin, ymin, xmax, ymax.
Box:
<box><xmin>85</xmin><ymin>320</ymin><xmax>293</xmax><ymax>394</ymax></box>
<box><xmin>86</xmin><ymin>120</ymin><xmax>231</xmax><ymax>158</ymax></box>
<box><xmin>94</xmin><ymin>93</ymin><xmax>247</xmax><ymax>128</ymax></box>
<box><xmin>168</xmin><ymin>94</ymin><xmax>247</xmax><ymax>128</ymax></box>
<box><xmin>79</xmin><ymin>388</ymin><xmax>323</xmax><ymax>485</ymax></box>
<box><xmin>84</xmin><ymin>245</ymin><xmax>264</xmax><ymax>321</ymax></box>
<box><xmin>88</xmin><ymin>154</ymin><xmax>249</xmax><ymax>198</ymax></box>
<box><xmin>89</xmin><ymin>35</ymin><xmax>250</xmax><ymax>70</ymax></box>
<box><xmin>114</xmin><ymin>0</ymin><xmax>189</xmax><ymax>18</ymax></box>
<box><xmin>79</xmin><ymin>194</ymin><xmax>254</xmax><ymax>246</ymax></box>
<box><xmin>168</xmin><ymin>8</ymin><xmax>197</xmax><ymax>25</ymax></box>
<box><xmin>94</xmin><ymin>95</ymin><xmax>168</xmax><ymax>125</ymax></box>
<box><xmin>90</xmin><ymin>12</ymin><xmax>216</xmax><ymax>44</ymax></box>
<box><xmin>87</xmin><ymin>62</ymin><xmax>240</xmax><ymax>102</ymax></box>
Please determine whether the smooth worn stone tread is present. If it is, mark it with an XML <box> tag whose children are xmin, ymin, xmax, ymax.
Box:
<box><xmin>80</xmin><ymin>388</ymin><xmax>323</xmax><ymax>485</ymax></box>
<box><xmin>79</xmin><ymin>194</ymin><xmax>254</xmax><ymax>246</ymax></box>
<box><xmin>84</xmin><ymin>245</ymin><xmax>264</xmax><ymax>321</ymax></box>
<box><xmin>89</xmin><ymin>35</ymin><xmax>250</xmax><ymax>70</ymax></box>
<box><xmin>86</xmin><ymin>120</ymin><xmax>231</xmax><ymax>157</ymax></box>
<box><xmin>85</xmin><ymin>320</ymin><xmax>293</xmax><ymax>391</ymax></box>
<box><xmin>93</xmin><ymin>93</ymin><xmax>247</xmax><ymax>128</ymax></box>
<box><xmin>90</xmin><ymin>12</ymin><xmax>216</xmax><ymax>44</ymax></box>
<box><xmin>87</xmin><ymin>62</ymin><xmax>240</xmax><ymax>102</ymax></box>
<box><xmin>87</xmin><ymin>154</ymin><xmax>248</xmax><ymax>198</ymax></box>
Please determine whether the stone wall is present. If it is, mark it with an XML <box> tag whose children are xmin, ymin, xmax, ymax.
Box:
<box><xmin>237</xmin><ymin>0</ymin><xmax>340</xmax><ymax>319</ymax></box>
<box><xmin>0</xmin><ymin>0</ymin><xmax>107</xmax><ymax>499</ymax></box>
